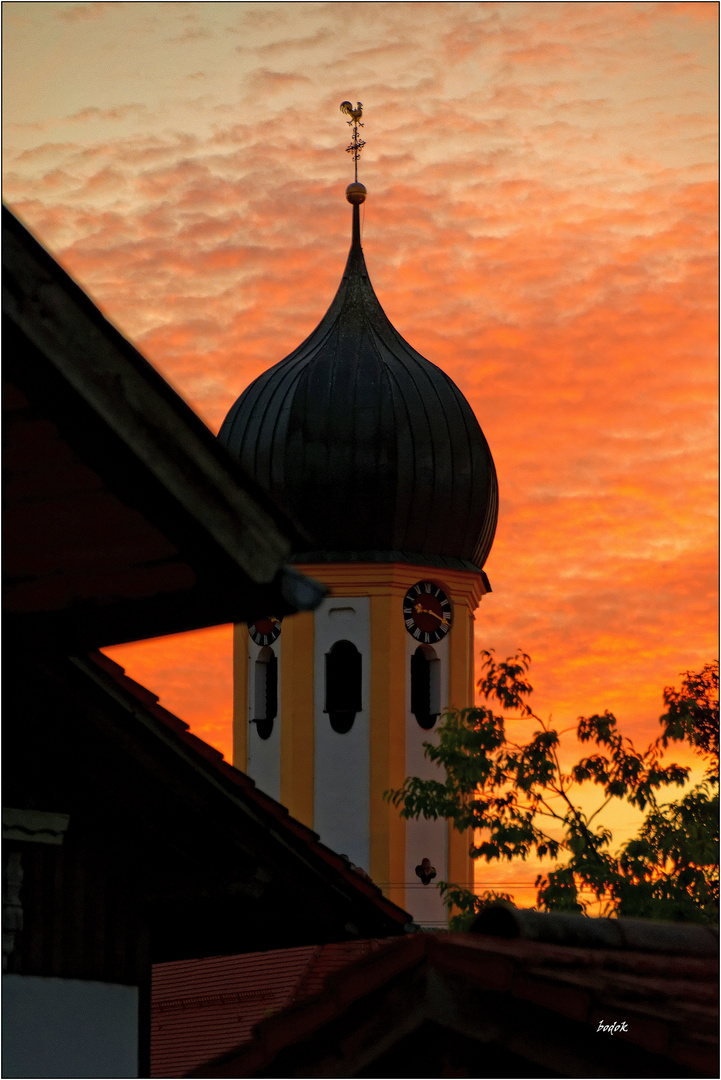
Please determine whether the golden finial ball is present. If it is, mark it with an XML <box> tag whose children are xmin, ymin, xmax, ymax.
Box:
<box><xmin>346</xmin><ymin>182</ymin><xmax>367</xmax><ymax>205</ymax></box>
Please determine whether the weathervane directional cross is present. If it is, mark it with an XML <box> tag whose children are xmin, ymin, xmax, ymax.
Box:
<box><xmin>340</xmin><ymin>100</ymin><xmax>365</xmax><ymax>182</ymax></box>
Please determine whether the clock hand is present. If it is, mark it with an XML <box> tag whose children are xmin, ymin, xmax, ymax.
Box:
<box><xmin>413</xmin><ymin>602</ymin><xmax>449</xmax><ymax>625</ymax></box>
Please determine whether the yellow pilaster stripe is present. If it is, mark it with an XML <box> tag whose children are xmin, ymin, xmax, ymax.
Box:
<box><xmin>447</xmin><ymin>595</ymin><xmax>476</xmax><ymax>905</ymax></box>
<box><xmin>447</xmin><ymin>595</ymin><xmax>469</xmax><ymax>712</ymax></box>
<box><xmin>280</xmin><ymin>610</ymin><xmax>315</xmax><ymax>828</ymax></box>
<box><xmin>369</xmin><ymin>591</ymin><xmax>406</xmax><ymax>909</ymax></box>
<box><xmin>232</xmin><ymin>623</ymin><xmax>249</xmax><ymax>771</ymax></box>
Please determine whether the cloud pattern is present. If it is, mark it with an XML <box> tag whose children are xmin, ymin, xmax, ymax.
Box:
<box><xmin>4</xmin><ymin>2</ymin><xmax>717</xmax><ymax>896</ymax></box>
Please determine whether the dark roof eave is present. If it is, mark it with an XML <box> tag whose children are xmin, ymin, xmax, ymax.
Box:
<box><xmin>6</xmin><ymin>566</ymin><xmax>327</xmax><ymax>653</ymax></box>
<box><xmin>2</xmin><ymin>205</ymin><xmax>312</xmax><ymax>586</ymax></box>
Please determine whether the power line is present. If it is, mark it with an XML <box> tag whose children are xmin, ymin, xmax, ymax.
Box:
<box><xmin>376</xmin><ymin>882</ymin><xmax>538</xmax><ymax>888</ymax></box>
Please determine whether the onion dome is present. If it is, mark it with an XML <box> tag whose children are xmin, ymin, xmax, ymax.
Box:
<box><xmin>218</xmin><ymin>199</ymin><xmax>498</xmax><ymax>573</ymax></box>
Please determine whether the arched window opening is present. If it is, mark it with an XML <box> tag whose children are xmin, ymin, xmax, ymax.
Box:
<box><xmin>325</xmin><ymin>640</ymin><xmax>362</xmax><ymax>734</ymax></box>
<box><xmin>252</xmin><ymin>646</ymin><xmax>277</xmax><ymax>740</ymax></box>
<box><xmin>411</xmin><ymin>645</ymin><xmax>440</xmax><ymax>729</ymax></box>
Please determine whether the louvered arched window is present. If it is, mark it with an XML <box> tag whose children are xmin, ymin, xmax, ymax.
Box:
<box><xmin>253</xmin><ymin>646</ymin><xmax>278</xmax><ymax>740</ymax></box>
<box><xmin>325</xmin><ymin>640</ymin><xmax>362</xmax><ymax>734</ymax></box>
<box><xmin>411</xmin><ymin>645</ymin><xmax>440</xmax><ymax>729</ymax></box>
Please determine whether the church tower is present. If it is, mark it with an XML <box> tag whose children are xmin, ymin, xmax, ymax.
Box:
<box><xmin>219</xmin><ymin>109</ymin><xmax>498</xmax><ymax>925</ymax></box>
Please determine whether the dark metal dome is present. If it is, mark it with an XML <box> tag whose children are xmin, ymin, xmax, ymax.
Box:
<box><xmin>219</xmin><ymin>204</ymin><xmax>498</xmax><ymax>573</ymax></box>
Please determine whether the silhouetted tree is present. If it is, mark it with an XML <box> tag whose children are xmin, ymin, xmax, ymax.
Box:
<box><xmin>386</xmin><ymin>653</ymin><xmax>718</xmax><ymax>926</ymax></box>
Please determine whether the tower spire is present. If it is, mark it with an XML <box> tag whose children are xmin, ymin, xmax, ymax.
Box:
<box><xmin>340</xmin><ymin>100</ymin><xmax>367</xmax><ymax>215</ymax></box>
<box><xmin>220</xmin><ymin>122</ymin><xmax>498</xmax><ymax>923</ymax></box>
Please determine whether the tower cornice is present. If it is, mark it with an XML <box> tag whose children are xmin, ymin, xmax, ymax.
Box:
<box><xmin>292</xmin><ymin>562</ymin><xmax>490</xmax><ymax>613</ymax></box>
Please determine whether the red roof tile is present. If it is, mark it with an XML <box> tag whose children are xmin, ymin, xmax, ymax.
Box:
<box><xmin>151</xmin><ymin>940</ymin><xmax>396</xmax><ymax>1077</ymax></box>
<box><xmin>185</xmin><ymin>932</ymin><xmax>718</xmax><ymax>1077</ymax></box>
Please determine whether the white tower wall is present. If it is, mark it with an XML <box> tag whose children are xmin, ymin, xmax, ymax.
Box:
<box><xmin>313</xmin><ymin>597</ymin><xmax>371</xmax><ymax>872</ymax></box>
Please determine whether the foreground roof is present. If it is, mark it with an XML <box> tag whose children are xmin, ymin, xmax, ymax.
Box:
<box><xmin>152</xmin><ymin>940</ymin><xmax>396</xmax><ymax>1077</ymax></box>
<box><xmin>3</xmin><ymin>205</ymin><xmax>323</xmax><ymax>650</ymax></box>
<box><xmin>4</xmin><ymin>648</ymin><xmax>411</xmax><ymax>978</ymax></box>
<box><xmin>219</xmin><ymin>202</ymin><xmax>498</xmax><ymax>573</ymax></box>
<box><xmin>86</xmin><ymin>652</ymin><xmax>412</xmax><ymax>950</ymax></box>
<box><xmin>187</xmin><ymin>917</ymin><xmax>718</xmax><ymax>1078</ymax></box>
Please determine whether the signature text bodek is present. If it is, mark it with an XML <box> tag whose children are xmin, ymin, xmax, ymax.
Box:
<box><xmin>597</xmin><ymin>1021</ymin><xmax>628</xmax><ymax>1034</ymax></box>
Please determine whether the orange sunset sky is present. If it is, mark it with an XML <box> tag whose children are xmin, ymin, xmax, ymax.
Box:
<box><xmin>4</xmin><ymin>2</ymin><xmax>718</xmax><ymax>897</ymax></box>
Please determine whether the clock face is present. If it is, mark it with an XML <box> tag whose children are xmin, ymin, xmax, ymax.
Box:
<box><xmin>403</xmin><ymin>582</ymin><xmax>452</xmax><ymax>643</ymax></box>
<box><xmin>248</xmin><ymin>616</ymin><xmax>282</xmax><ymax>646</ymax></box>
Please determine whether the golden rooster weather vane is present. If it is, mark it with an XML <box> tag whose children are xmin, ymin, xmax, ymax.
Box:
<box><xmin>340</xmin><ymin>100</ymin><xmax>365</xmax><ymax>183</ymax></box>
